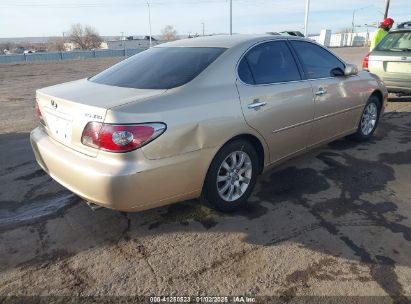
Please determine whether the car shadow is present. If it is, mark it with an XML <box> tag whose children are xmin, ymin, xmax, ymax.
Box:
<box><xmin>1</xmin><ymin>110</ymin><xmax>411</xmax><ymax>298</ymax></box>
<box><xmin>388</xmin><ymin>95</ymin><xmax>411</xmax><ymax>103</ymax></box>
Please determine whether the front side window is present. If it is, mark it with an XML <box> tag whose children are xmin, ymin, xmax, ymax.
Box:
<box><xmin>377</xmin><ymin>31</ymin><xmax>411</xmax><ymax>51</ymax></box>
<box><xmin>290</xmin><ymin>41</ymin><xmax>345</xmax><ymax>79</ymax></box>
<box><xmin>90</xmin><ymin>47</ymin><xmax>226</xmax><ymax>90</ymax></box>
<box><xmin>238</xmin><ymin>41</ymin><xmax>301</xmax><ymax>85</ymax></box>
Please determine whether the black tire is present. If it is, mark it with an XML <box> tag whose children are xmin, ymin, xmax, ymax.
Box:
<box><xmin>349</xmin><ymin>95</ymin><xmax>381</xmax><ymax>142</ymax></box>
<box><xmin>203</xmin><ymin>139</ymin><xmax>259</xmax><ymax>212</ymax></box>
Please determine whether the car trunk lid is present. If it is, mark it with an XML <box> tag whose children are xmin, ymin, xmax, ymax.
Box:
<box><xmin>369</xmin><ymin>52</ymin><xmax>411</xmax><ymax>81</ymax></box>
<box><xmin>36</xmin><ymin>79</ymin><xmax>166</xmax><ymax>157</ymax></box>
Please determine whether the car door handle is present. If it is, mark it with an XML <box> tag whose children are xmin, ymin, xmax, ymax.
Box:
<box><xmin>248</xmin><ymin>101</ymin><xmax>267</xmax><ymax>109</ymax></box>
<box><xmin>315</xmin><ymin>88</ymin><xmax>327</xmax><ymax>96</ymax></box>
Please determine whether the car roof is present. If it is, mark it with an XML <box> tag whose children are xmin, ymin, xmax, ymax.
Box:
<box><xmin>390</xmin><ymin>28</ymin><xmax>411</xmax><ymax>33</ymax></box>
<box><xmin>155</xmin><ymin>34</ymin><xmax>304</xmax><ymax>49</ymax></box>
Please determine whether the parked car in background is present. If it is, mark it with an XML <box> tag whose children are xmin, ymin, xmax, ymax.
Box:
<box><xmin>364</xmin><ymin>27</ymin><xmax>411</xmax><ymax>96</ymax></box>
<box><xmin>31</xmin><ymin>35</ymin><xmax>388</xmax><ymax>213</ymax></box>
<box><xmin>279</xmin><ymin>31</ymin><xmax>305</xmax><ymax>37</ymax></box>
<box><xmin>397</xmin><ymin>21</ymin><xmax>411</xmax><ymax>29</ymax></box>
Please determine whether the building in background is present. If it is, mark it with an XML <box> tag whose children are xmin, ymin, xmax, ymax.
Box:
<box><xmin>310</xmin><ymin>30</ymin><xmax>372</xmax><ymax>47</ymax></box>
<box><xmin>63</xmin><ymin>42</ymin><xmax>76</xmax><ymax>51</ymax></box>
<box><xmin>107</xmin><ymin>36</ymin><xmax>165</xmax><ymax>50</ymax></box>
<box><xmin>63</xmin><ymin>41</ymin><xmax>108</xmax><ymax>51</ymax></box>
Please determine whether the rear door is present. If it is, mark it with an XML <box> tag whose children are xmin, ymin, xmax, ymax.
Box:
<box><xmin>289</xmin><ymin>40</ymin><xmax>362</xmax><ymax>146</ymax></box>
<box><xmin>236</xmin><ymin>40</ymin><xmax>315</xmax><ymax>163</ymax></box>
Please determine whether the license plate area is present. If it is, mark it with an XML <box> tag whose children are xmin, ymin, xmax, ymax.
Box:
<box><xmin>44</xmin><ymin>110</ymin><xmax>73</xmax><ymax>143</ymax></box>
<box><xmin>385</xmin><ymin>62</ymin><xmax>411</xmax><ymax>74</ymax></box>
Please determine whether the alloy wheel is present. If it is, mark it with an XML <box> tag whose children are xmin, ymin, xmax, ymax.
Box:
<box><xmin>216</xmin><ymin>151</ymin><xmax>252</xmax><ymax>202</ymax></box>
<box><xmin>361</xmin><ymin>103</ymin><xmax>378</xmax><ymax>136</ymax></box>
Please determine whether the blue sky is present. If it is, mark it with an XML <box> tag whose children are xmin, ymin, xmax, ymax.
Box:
<box><xmin>0</xmin><ymin>0</ymin><xmax>410</xmax><ymax>38</ymax></box>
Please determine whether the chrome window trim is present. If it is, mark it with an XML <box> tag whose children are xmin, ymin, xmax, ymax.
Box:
<box><xmin>237</xmin><ymin>78</ymin><xmax>311</xmax><ymax>87</ymax></box>
<box><xmin>306</xmin><ymin>74</ymin><xmax>359</xmax><ymax>81</ymax></box>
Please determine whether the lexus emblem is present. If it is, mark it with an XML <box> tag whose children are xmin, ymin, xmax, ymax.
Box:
<box><xmin>51</xmin><ymin>100</ymin><xmax>58</xmax><ymax>109</ymax></box>
<box><xmin>401</xmin><ymin>57</ymin><xmax>407</xmax><ymax>61</ymax></box>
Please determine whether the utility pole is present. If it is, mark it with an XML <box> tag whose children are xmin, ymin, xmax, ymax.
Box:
<box><xmin>304</xmin><ymin>0</ymin><xmax>310</xmax><ymax>37</ymax></box>
<box><xmin>351</xmin><ymin>11</ymin><xmax>356</xmax><ymax>36</ymax></box>
<box><xmin>350</xmin><ymin>5</ymin><xmax>373</xmax><ymax>46</ymax></box>
<box><xmin>384</xmin><ymin>0</ymin><xmax>390</xmax><ymax>19</ymax></box>
<box><xmin>146</xmin><ymin>0</ymin><xmax>152</xmax><ymax>48</ymax></box>
<box><xmin>230</xmin><ymin>0</ymin><xmax>233</xmax><ymax>35</ymax></box>
<box><xmin>121</xmin><ymin>32</ymin><xmax>125</xmax><ymax>50</ymax></box>
<box><xmin>201</xmin><ymin>22</ymin><xmax>205</xmax><ymax>36</ymax></box>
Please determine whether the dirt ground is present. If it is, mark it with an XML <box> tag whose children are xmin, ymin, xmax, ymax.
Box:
<box><xmin>1</xmin><ymin>47</ymin><xmax>411</xmax><ymax>303</ymax></box>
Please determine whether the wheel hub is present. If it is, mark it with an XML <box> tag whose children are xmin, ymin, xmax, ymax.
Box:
<box><xmin>216</xmin><ymin>151</ymin><xmax>252</xmax><ymax>202</ymax></box>
<box><xmin>361</xmin><ymin>103</ymin><xmax>378</xmax><ymax>136</ymax></box>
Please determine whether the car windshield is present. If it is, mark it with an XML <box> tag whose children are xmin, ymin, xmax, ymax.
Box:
<box><xmin>90</xmin><ymin>47</ymin><xmax>226</xmax><ymax>90</ymax></box>
<box><xmin>376</xmin><ymin>31</ymin><xmax>411</xmax><ymax>52</ymax></box>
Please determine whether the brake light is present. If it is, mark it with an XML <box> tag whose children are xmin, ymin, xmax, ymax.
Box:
<box><xmin>81</xmin><ymin>122</ymin><xmax>166</xmax><ymax>152</ymax></box>
<box><xmin>363</xmin><ymin>52</ymin><xmax>370</xmax><ymax>70</ymax></box>
<box><xmin>35</xmin><ymin>101</ymin><xmax>45</xmax><ymax>124</ymax></box>
<box><xmin>81</xmin><ymin>122</ymin><xmax>102</xmax><ymax>149</ymax></box>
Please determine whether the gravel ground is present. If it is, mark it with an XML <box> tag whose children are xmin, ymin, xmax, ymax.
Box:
<box><xmin>0</xmin><ymin>48</ymin><xmax>411</xmax><ymax>303</ymax></box>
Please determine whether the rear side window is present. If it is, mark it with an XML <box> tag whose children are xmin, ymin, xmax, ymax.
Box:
<box><xmin>238</xmin><ymin>58</ymin><xmax>255</xmax><ymax>84</ymax></box>
<box><xmin>376</xmin><ymin>31</ymin><xmax>411</xmax><ymax>51</ymax></box>
<box><xmin>290</xmin><ymin>41</ymin><xmax>345</xmax><ymax>79</ymax></box>
<box><xmin>90</xmin><ymin>47</ymin><xmax>226</xmax><ymax>90</ymax></box>
<box><xmin>238</xmin><ymin>41</ymin><xmax>301</xmax><ymax>85</ymax></box>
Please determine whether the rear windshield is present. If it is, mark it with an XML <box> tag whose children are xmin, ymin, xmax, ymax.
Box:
<box><xmin>376</xmin><ymin>31</ymin><xmax>411</xmax><ymax>52</ymax></box>
<box><xmin>90</xmin><ymin>47</ymin><xmax>226</xmax><ymax>90</ymax></box>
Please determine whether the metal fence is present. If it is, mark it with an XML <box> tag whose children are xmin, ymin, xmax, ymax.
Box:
<box><xmin>0</xmin><ymin>48</ymin><xmax>147</xmax><ymax>64</ymax></box>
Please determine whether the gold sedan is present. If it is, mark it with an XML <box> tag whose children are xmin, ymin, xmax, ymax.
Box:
<box><xmin>30</xmin><ymin>35</ymin><xmax>388</xmax><ymax>212</ymax></box>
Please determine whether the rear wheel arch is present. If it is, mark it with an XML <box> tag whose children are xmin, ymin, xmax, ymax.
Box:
<box><xmin>349</xmin><ymin>93</ymin><xmax>382</xmax><ymax>142</ymax></box>
<box><xmin>370</xmin><ymin>90</ymin><xmax>383</xmax><ymax>111</ymax></box>
<box><xmin>222</xmin><ymin>134</ymin><xmax>266</xmax><ymax>174</ymax></box>
<box><xmin>201</xmin><ymin>136</ymin><xmax>262</xmax><ymax>211</ymax></box>
<box><xmin>200</xmin><ymin>133</ymin><xmax>266</xmax><ymax>203</ymax></box>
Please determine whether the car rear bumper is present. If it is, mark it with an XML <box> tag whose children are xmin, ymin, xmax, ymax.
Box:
<box><xmin>30</xmin><ymin>127</ymin><xmax>213</xmax><ymax>212</ymax></box>
<box><xmin>377</xmin><ymin>77</ymin><xmax>411</xmax><ymax>95</ymax></box>
<box><xmin>385</xmin><ymin>83</ymin><xmax>411</xmax><ymax>95</ymax></box>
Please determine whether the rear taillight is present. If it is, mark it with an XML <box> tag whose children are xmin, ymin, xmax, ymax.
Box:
<box><xmin>363</xmin><ymin>52</ymin><xmax>370</xmax><ymax>70</ymax></box>
<box><xmin>81</xmin><ymin>122</ymin><xmax>102</xmax><ymax>149</ymax></box>
<box><xmin>35</xmin><ymin>101</ymin><xmax>45</xmax><ymax>124</ymax></box>
<box><xmin>81</xmin><ymin>122</ymin><xmax>166</xmax><ymax>152</ymax></box>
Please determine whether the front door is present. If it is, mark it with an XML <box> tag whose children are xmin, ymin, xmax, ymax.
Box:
<box><xmin>289</xmin><ymin>40</ymin><xmax>361</xmax><ymax>146</ymax></box>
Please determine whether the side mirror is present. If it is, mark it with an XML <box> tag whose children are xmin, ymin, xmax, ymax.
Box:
<box><xmin>331</xmin><ymin>67</ymin><xmax>345</xmax><ymax>77</ymax></box>
<box><xmin>344</xmin><ymin>64</ymin><xmax>359</xmax><ymax>76</ymax></box>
